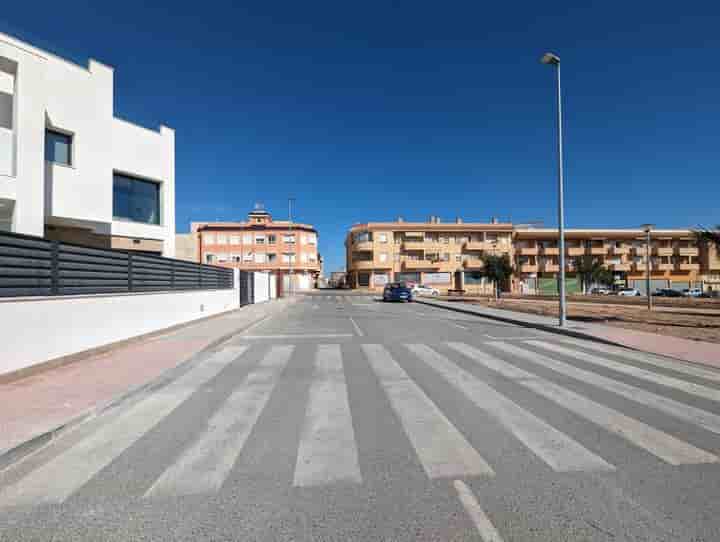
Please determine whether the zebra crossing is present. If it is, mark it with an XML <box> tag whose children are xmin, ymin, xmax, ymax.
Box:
<box><xmin>2</xmin><ymin>337</ymin><xmax>720</xmax><ymax>511</ymax></box>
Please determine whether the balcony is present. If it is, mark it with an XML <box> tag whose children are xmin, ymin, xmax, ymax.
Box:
<box><xmin>611</xmin><ymin>263</ymin><xmax>631</xmax><ymax>271</ymax></box>
<box><xmin>611</xmin><ymin>246</ymin><xmax>630</xmax><ymax>255</ymax></box>
<box><xmin>463</xmin><ymin>259</ymin><xmax>484</xmax><ymax>269</ymax></box>
<box><xmin>352</xmin><ymin>260</ymin><xmax>376</xmax><ymax>270</ymax></box>
<box><xmin>541</xmin><ymin>247</ymin><xmax>559</xmax><ymax>255</ymax></box>
<box><xmin>519</xmin><ymin>247</ymin><xmax>539</xmax><ymax>256</ymax></box>
<box><xmin>655</xmin><ymin>247</ymin><xmax>673</xmax><ymax>256</ymax></box>
<box><xmin>402</xmin><ymin>241</ymin><xmax>427</xmax><ymax>251</ymax></box>
<box><xmin>353</xmin><ymin>241</ymin><xmax>373</xmax><ymax>251</ymax></box>
<box><xmin>542</xmin><ymin>263</ymin><xmax>560</xmax><ymax>272</ymax></box>
<box><xmin>678</xmin><ymin>247</ymin><xmax>699</xmax><ymax>257</ymax></box>
<box><xmin>657</xmin><ymin>263</ymin><xmax>674</xmax><ymax>271</ymax></box>
<box><xmin>464</xmin><ymin>241</ymin><xmax>489</xmax><ymax>251</ymax></box>
<box><xmin>519</xmin><ymin>264</ymin><xmax>538</xmax><ymax>273</ymax></box>
<box><xmin>679</xmin><ymin>263</ymin><xmax>700</xmax><ymax>271</ymax></box>
<box><xmin>590</xmin><ymin>246</ymin><xmax>608</xmax><ymax>255</ymax></box>
<box><xmin>567</xmin><ymin>246</ymin><xmax>585</xmax><ymax>256</ymax></box>
<box><xmin>403</xmin><ymin>259</ymin><xmax>441</xmax><ymax>270</ymax></box>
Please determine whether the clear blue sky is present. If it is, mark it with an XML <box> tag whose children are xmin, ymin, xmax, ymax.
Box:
<box><xmin>3</xmin><ymin>2</ymin><xmax>719</xmax><ymax>273</ymax></box>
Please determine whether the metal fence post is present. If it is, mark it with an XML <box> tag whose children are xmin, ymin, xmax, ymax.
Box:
<box><xmin>51</xmin><ymin>240</ymin><xmax>59</xmax><ymax>296</ymax></box>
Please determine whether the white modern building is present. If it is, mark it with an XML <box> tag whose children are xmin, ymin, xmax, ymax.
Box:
<box><xmin>0</xmin><ymin>31</ymin><xmax>175</xmax><ymax>256</ymax></box>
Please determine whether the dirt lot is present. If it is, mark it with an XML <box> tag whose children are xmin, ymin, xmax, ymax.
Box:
<box><xmin>455</xmin><ymin>297</ymin><xmax>720</xmax><ymax>344</ymax></box>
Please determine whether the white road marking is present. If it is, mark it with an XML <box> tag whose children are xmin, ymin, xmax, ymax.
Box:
<box><xmin>454</xmin><ymin>480</ymin><xmax>505</xmax><ymax>542</ymax></box>
<box><xmin>560</xmin><ymin>338</ymin><xmax>720</xmax><ymax>385</ymax></box>
<box><xmin>0</xmin><ymin>346</ymin><xmax>248</xmax><ymax>507</ymax></box>
<box><xmin>484</xmin><ymin>335</ymin><xmax>539</xmax><ymax>341</ymax></box>
<box><xmin>349</xmin><ymin>317</ymin><xmax>365</xmax><ymax>337</ymax></box>
<box><xmin>474</xmin><ymin>342</ymin><xmax>718</xmax><ymax>465</ymax></box>
<box><xmin>293</xmin><ymin>345</ymin><xmax>362</xmax><ymax>487</ymax></box>
<box><xmin>489</xmin><ymin>341</ymin><xmax>720</xmax><ymax>435</ymax></box>
<box><xmin>451</xmin><ymin>323</ymin><xmax>469</xmax><ymax>330</ymax></box>
<box><xmin>362</xmin><ymin>344</ymin><xmax>494</xmax><ymax>479</ymax></box>
<box><xmin>410</xmin><ymin>344</ymin><xmax>614</xmax><ymax>472</ymax></box>
<box><xmin>240</xmin><ymin>334</ymin><xmax>354</xmax><ymax>339</ymax></box>
<box><xmin>145</xmin><ymin>345</ymin><xmax>293</xmax><ymax>498</ymax></box>
<box><xmin>530</xmin><ymin>341</ymin><xmax>720</xmax><ymax>402</ymax></box>
<box><xmin>238</xmin><ymin>314</ymin><xmax>272</xmax><ymax>336</ymax></box>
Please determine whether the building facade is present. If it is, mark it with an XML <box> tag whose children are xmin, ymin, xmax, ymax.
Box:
<box><xmin>346</xmin><ymin>218</ymin><xmax>720</xmax><ymax>294</ymax></box>
<box><xmin>194</xmin><ymin>207</ymin><xmax>320</xmax><ymax>290</ymax></box>
<box><xmin>0</xmin><ymin>31</ymin><xmax>175</xmax><ymax>256</ymax></box>
<box><xmin>345</xmin><ymin>217</ymin><xmax>513</xmax><ymax>294</ymax></box>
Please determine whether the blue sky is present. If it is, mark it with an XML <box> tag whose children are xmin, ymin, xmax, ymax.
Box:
<box><xmin>3</xmin><ymin>1</ymin><xmax>720</xmax><ymax>272</ymax></box>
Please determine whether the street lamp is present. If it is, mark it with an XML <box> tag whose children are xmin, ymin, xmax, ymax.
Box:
<box><xmin>541</xmin><ymin>51</ymin><xmax>566</xmax><ymax>327</ymax></box>
<box><xmin>641</xmin><ymin>224</ymin><xmax>654</xmax><ymax>311</ymax></box>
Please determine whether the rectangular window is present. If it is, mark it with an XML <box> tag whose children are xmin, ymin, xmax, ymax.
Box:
<box><xmin>378</xmin><ymin>233</ymin><xmax>388</xmax><ymax>243</ymax></box>
<box><xmin>283</xmin><ymin>234</ymin><xmax>295</xmax><ymax>244</ymax></box>
<box><xmin>267</xmin><ymin>253</ymin><xmax>277</xmax><ymax>263</ymax></box>
<box><xmin>282</xmin><ymin>253</ymin><xmax>296</xmax><ymax>263</ymax></box>
<box><xmin>255</xmin><ymin>234</ymin><xmax>265</xmax><ymax>244</ymax></box>
<box><xmin>267</xmin><ymin>234</ymin><xmax>276</xmax><ymax>244</ymax></box>
<box><xmin>233</xmin><ymin>255</ymin><xmax>241</xmax><ymax>262</ymax></box>
<box><xmin>379</xmin><ymin>252</ymin><xmax>388</xmax><ymax>262</ymax></box>
<box><xmin>45</xmin><ymin>129</ymin><xmax>72</xmax><ymax>166</ymax></box>
<box><xmin>217</xmin><ymin>234</ymin><xmax>227</xmax><ymax>244</ymax></box>
<box><xmin>217</xmin><ymin>253</ymin><xmax>229</xmax><ymax>262</ymax></box>
<box><xmin>307</xmin><ymin>233</ymin><xmax>317</xmax><ymax>245</ymax></box>
<box><xmin>112</xmin><ymin>173</ymin><xmax>160</xmax><ymax>225</ymax></box>
<box><xmin>242</xmin><ymin>233</ymin><xmax>252</xmax><ymax>244</ymax></box>
<box><xmin>300</xmin><ymin>252</ymin><xmax>308</xmax><ymax>263</ymax></box>
<box><xmin>255</xmin><ymin>253</ymin><xmax>266</xmax><ymax>263</ymax></box>
<box><xmin>203</xmin><ymin>233</ymin><xmax>215</xmax><ymax>244</ymax></box>
<box><xmin>230</xmin><ymin>235</ymin><xmax>240</xmax><ymax>245</ymax></box>
<box><xmin>205</xmin><ymin>253</ymin><xmax>215</xmax><ymax>264</ymax></box>
<box><xmin>244</xmin><ymin>251</ymin><xmax>253</xmax><ymax>262</ymax></box>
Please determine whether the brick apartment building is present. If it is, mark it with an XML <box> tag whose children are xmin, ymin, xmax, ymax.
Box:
<box><xmin>190</xmin><ymin>206</ymin><xmax>321</xmax><ymax>290</ymax></box>
<box><xmin>345</xmin><ymin>217</ymin><xmax>720</xmax><ymax>295</ymax></box>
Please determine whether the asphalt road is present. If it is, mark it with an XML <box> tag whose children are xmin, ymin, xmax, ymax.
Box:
<box><xmin>2</xmin><ymin>290</ymin><xmax>720</xmax><ymax>541</ymax></box>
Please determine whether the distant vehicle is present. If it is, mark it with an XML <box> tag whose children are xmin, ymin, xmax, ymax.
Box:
<box><xmin>412</xmin><ymin>284</ymin><xmax>440</xmax><ymax>297</ymax></box>
<box><xmin>382</xmin><ymin>282</ymin><xmax>414</xmax><ymax>302</ymax></box>
<box><xmin>590</xmin><ymin>287</ymin><xmax>611</xmax><ymax>295</ymax></box>
<box><xmin>655</xmin><ymin>288</ymin><xmax>682</xmax><ymax>297</ymax></box>
<box><xmin>682</xmin><ymin>288</ymin><xmax>703</xmax><ymax>297</ymax></box>
<box><xmin>616</xmin><ymin>288</ymin><xmax>641</xmax><ymax>296</ymax></box>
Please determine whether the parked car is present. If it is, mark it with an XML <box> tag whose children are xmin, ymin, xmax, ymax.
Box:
<box><xmin>590</xmin><ymin>287</ymin><xmax>611</xmax><ymax>295</ymax></box>
<box><xmin>382</xmin><ymin>282</ymin><xmax>414</xmax><ymax>302</ymax></box>
<box><xmin>656</xmin><ymin>288</ymin><xmax>682</xmax><ymax>297</ymax></box>
<box><xmin>412</xmin><ymin>284</ymin><xmax>440</xmax><ymax>297</ymax></box>
<box><xmin>682</xmin><ymin>288</ymin><xmax>703</xmax><ymax>297</ymax></box>
<box><xmin>616</xmin><ymin>288</ymin><xmax>641</xmax><ymax>296</ymax></box>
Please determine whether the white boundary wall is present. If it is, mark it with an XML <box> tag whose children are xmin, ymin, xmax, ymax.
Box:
<box><xmin>0</xmin><ymin>270</ymin><xmax>239</xmax><ymax>377</ymax></box>
<box><xmin>253</xmin><ymin>271</ymin><xmax>270</xmax><ymax>303</ymax></box>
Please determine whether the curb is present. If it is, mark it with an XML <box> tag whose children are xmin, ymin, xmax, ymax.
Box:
<box><xmin>415</xmin><ymin>299</ymin><xmax>628</xmax><ymax>349</ymax></box>
<box><xmin>0</xmin><ymin>300</ymin><xmax>288</xmax><ymax>472</ymax></box>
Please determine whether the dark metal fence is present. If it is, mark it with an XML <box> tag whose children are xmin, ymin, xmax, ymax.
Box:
<box><xmin>0</xmin><ymin>230</ymin><xmax>234</xmax><ymax>298</ymax></box>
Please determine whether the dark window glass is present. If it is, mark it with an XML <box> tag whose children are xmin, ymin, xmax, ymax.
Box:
<box><xmin>464</xmin><ymin>271</ymin><xmax>484</xmax><ymax>285</ymax></box>
<box><xmin>113</xmin><ymin>173</ymin><xmax>160</xmax><ymax>225</ymax></box>
<box><xmin>45</xmin><ymin>130</ymin><xmax>72</xmax><ymax>165</ymax></box>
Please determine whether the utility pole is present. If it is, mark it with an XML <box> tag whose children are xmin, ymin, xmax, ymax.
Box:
<box><xmin>642</xmin><ymin>224</ymin><xmax>654</xmax><ymax>310</ymax></box>
<box><xmin>288</xmin><ymin>197</ymin><xmax>295</xmax><ymax>297</ymax></box>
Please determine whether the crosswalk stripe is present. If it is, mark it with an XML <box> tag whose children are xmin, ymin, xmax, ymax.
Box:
<box><xmin>0</xmin><ymin>346</ymin><xmax>248</xmax><ymax>507</ymax></box>
<box><xmin>560</xmin><ymin>338</ymin><xmax>720</xmax><ymax>385</ymax></box>
<box><xmin>487</xmin><ymin>341</ymin><xmax>720</xmax><ymax>435</ymax></box>
<box><xmin>410</xmin><ymin>344</ymin><xmax>614</xmax><ymax>472</ymax></box>
<box><xmin>454</xmin><ymin>480</ymin><xmax>505</xmax><ymax>542</ymax></box>
<box><xmin>529</xmin><ymin>341</ymin><xmax>720</xmax><ymax>402</ymax></box>
<box><xmin>293</xmin><ymin>345</ymin><xmax>362</xmax><ymax>487</ymax></box>
<box><xmin>362</xmin><ymin>344</ymin><xmax>494</xmax><ymax>479</ymax></box>
<box><xmin>467</xmin><ymin>342</ymin><xmax>718</xmax><ymax>465</ymax></box>
<box><xmin>145</xmin><ymin>345</ymin><xmax>293</xmax><ymax>498</ymax></box>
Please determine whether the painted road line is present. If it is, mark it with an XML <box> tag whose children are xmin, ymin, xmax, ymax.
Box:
<box><xmin>240</xmin><ymin>334</ymin><xmax>354</xmax><ymax>340</ymax></box>
<box><xmin>293</xmin><ymin>345</ymin><xmax>361</xmax><ymax>487</ymax></box>
<box><xmin>560</xmin><ymin>337</ymin><xmax>720</xmax><ymax>385</ymax></box>
<box><xmin>488</xmin><ymin>341</ymin><xmax>720</xmax><ymax>435</ymax></box>
<box><xmin>411</xmin><ymin>344</ymin><xmax>614</xmax><ymax>472</ymax></box>
<box><xmin>454</xmin><ymin>480</ymin><xmax>505</xmax><ymax>542</ymax></box>
<box><xmin>458</xmin><ymin>341</ymin><xmax>718</xmax><ymax>465</ymax></box>
<box><xmin>362</xmin><ymin>344</ymin><xmax>494</xmax><ymax>479</ymax></box>
<box><xmin>451</xmin><ymin>323</ymin><xmax>469</xmax><ymax>330</ymax></box>
<box><xmin>349</xmin><ymin>317</ymin><xmax>365</xmax><ymax>337</ymax></box>
<box><xmin>146</xmin><ymin>345</ymin><xmax>293</xmax><ymax>498</ymax></box>
<box><xmin>529</xmin><ymin>341</ymin><xmax>720</xmax><ymax>402</ymax></box>
<box><xmin>0</xmin><ymin>346</ymin><xmax>249</xmax><ymax>508</ymax></box>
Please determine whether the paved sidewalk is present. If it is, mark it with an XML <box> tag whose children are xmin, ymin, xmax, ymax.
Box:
<box><xmin>418</xmin><ymin>298</ymin><xmax>720</xmax><ymax>367</ymax></box>
<box><xmin>0</xmin><ymin>299</ymin><xmax>291</xmax><ymax>460</ymax></box>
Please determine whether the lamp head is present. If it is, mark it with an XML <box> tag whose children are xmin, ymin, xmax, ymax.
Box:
<box><xmin>641</xmin><ymin>223</ymin><xmax>655</xmax><ymax>233</ymax></box>
<box><xmin>540</xmin><ymin>52</ymin><xmax>560</xmax><ymax>65</ymax></box>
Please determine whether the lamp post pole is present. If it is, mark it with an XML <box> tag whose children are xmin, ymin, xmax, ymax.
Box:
<box><xmin>541</xmin><ymin>52</ymin><xmax>566</xmax><ymax>327</ymax></box>
<box><xmin>288</xmin><ymin>197</ymin><xmax>295</xmax><ymax>297</ymax></box>
<box><xmin>642</xmin><ymin>224</ymin><xmax>654</xmax><ymax>311</ymax></box>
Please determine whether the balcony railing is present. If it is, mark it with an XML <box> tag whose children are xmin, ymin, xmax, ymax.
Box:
<box><xmin>679</xmin><ymin>263</ymin><xmax>700</xmax><ymax>271</ymax></box>
<box><xmin>353</xmin><ymin>241</ymin><xmax>373</xmax><ymax>251</ymax></box>
<box><xmin>567</xmin><ymin>246</ymin><xmax>585</xmax><ymax>256</ymax></box>
<box><xmin>678</xmin><ymin>247</ymin><xmax>699</xmax><ymax>257</ymax></box>
<box><xmin>518</xmin><ymin>247</ymin><xmax>539</xmax><ymax>255</ymax></box>
<box><xmin>402</xmin><ymin>241</ymin><xmax>428</xmax><ymax>251</ymax></box>
<box><xmin>403</xmin><ymin>259</ymin><xmax>441</xmax><ymax>270</ymax></box>
<box><xmin>519</xmin><ymin>264</ymin><xmax>538</xmax><ymax>273</ymax></box>
<box><xmin>590</xmin><ymin>246</ymin><xmax>608</xmax><ymax>255</ymax></box>
<box><xmin>611</xmin><ymin>263</ymin><xmax>631</xmax><ymax>271</ymax></box>
<box><xmin>541</xmin><ymin>247</ymin><xmax>559</xmax><ymax>255</ymax></box>
<box><xmin>542</xmin><ymin>263</ymin><xmax>560</xmax><ymax>272</ymax></box>
<box><xmin>352</xmin><ymin>260</ymin><xmax>376</xmax><ymax>270</ymax></box>
<box><xmin>655</xmin><ymin>247</ymin><xmax>674</xmax><ymax>256</ymax></box>
<box><xmin>463</xmin><ymin>259</ymin><xmax>484</xmax><ymax>269</ymax></box>
<box><xmin>611</xmin><ymin>246</ymin><xmax>630</xmax><ymax>255</ymax></box>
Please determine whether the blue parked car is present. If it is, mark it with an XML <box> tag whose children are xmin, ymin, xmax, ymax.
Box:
<box><xmin>383</xmin><ymin>282</ymin><xmax>414</xmax><ymax>302</ymax></box>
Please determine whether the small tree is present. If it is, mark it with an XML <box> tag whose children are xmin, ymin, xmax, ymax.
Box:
<box><xmin>574</xmin><ymin>255</ymin><xmax>604</xmax><ymax>294</ymax></box>
<box><xmin>695</xmin><ymin>226</ymin><xmax>720</xmax><ymax>248</ymax></box>
<box><xmin>595</xmin><ymin>267</ymin><xmax>615</xmax><ymax>289</ymax></box>
<box><xmin>481</xmin><ymin>253</ymin><xmax>513</xmax><ymax>300</ymax></box>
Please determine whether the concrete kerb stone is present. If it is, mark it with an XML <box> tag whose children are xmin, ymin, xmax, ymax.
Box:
<box><xmin>0</xmin><ymin>298</ymin><xmax>290</xmax><ymax>472</ymax></box>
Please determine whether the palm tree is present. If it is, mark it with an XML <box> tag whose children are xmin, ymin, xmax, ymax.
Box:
<box><xmin>481</xmin><ymin>253</ymin><xmax>513</xmax><ymax>300</ymax></box>
<box><xmin>695</xmin><ymin>226</ymin><xmax>720</xmax><ymax>248</ymax></box>
<box><xmin>574</xmin><ymin>255</ymin><xmax>604</xmax><ymax>294</ymax></box>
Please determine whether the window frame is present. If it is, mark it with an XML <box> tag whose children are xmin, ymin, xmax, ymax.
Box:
<box><xmin>45</xmin><ymin>128</ymin><xmax>74</xmax><ymax>166</ymax></box>
<box><xmin>112</xmin><ymin>172</ymin><xmax>162</xmax><ymax>226</ymax></box>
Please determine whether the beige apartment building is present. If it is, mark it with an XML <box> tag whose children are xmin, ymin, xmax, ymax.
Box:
<box><xmin>191</xmin><ymin>207</ymin><xmax>321</xmax><ymax>290</ymax></box>
<box><xmin>346</xmin><ymin>217</ymin><xmax>720</xmax><ymax>295</ymax></box>
<box><xmin>345</xmin><ymin>217</ymin><xmax>513</xmax><ymax>294</ymax></box>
